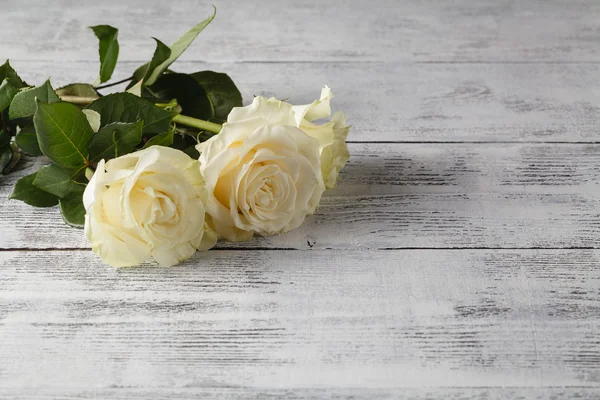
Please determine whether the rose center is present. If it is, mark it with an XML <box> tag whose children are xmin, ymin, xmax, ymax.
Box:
<box><xmin>135</xmin><ymin>186</ymin><xmax>179</xmax><ymax>226</ymax></box>
<box><xmin>151</xmin><ymin>193</ymin><xmax>178</xmax><ymax>224</ymax></box>
<box><xmin>255</xmin><ymin>178</ymin><xmax>275</xmax><ymax>208</ymax></box>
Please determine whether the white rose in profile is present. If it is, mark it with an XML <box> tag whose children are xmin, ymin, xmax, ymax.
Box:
<box><xmin>292</xmin><ymin>87</ymin><xmax>350</xmax><ymax>189</ymax></box>
<box><xmin>228</xmin><ymin>87</ymin><xmax>350</xmax><ymax>189</ymax></box>
<box><xmin>83</xmin><ymin>146</ymin><xmax>216</xmax><ymax>267</ymax></box>
<box><xmin>197</xmin><ymin>98</ymin><xmax>325</xmax><ymax>242</ymax></box>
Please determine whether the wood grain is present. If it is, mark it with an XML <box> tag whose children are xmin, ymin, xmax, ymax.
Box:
<box><xmin>9</xmin><ymin>60</ymin><xmax>600</xmax><ymax>142</ymax></box>
<box><xmin>1</xmin><ymin>0</ymin><xmax>599</xmax><ymax>397</ymax></box>
<box><xmin>1</xmin><ymin>249</ymin><xmax>599</xmax><ymax>395</ymax></box>
<box><xmin>2</xmin><ymin>388</ymin><xmax>600</xmax><ymax>400</ymax></box>
<box><xmin>3</xmin><ymin>0</ymin><xmax>600</xmax><ymax>63</ymax></box>
<box><xmin>2</xmin><ymin>143</ymin><xmax>599</xmax><ymax>250</ymax></box>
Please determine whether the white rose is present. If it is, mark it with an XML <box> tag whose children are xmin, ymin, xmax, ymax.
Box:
<box><xmin>292</xmin><ymin>87</ymin><xmax>350</xmax><ymax>189</ymax></box>
<box><xmin>197</xmin><ymin>98</ymin><xmax>325</xmax><ymax>242</ymax></box>
<box><xmin>83</xmin><ymin>146</ymin><xmax>216</xmax><ymax>267</ymax></box>
<box><xmin>228</xmin><ymin>87</ymin><xmax>350</xmax><ymax>189</ymax></box>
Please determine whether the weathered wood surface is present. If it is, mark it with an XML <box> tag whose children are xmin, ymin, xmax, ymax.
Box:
<box><xmin>1</xmin><ymin>389</ymin><xmax>599</xmax><ymax>400</ymax></box>
<box><xmin>2</xmin><ymin>389</ymin><xmax>600</xmax><ymax>400</ymax></box>
<box><xmin>1</xmin><ymin>249</ymin><xmax>599</xmax><ymax>397</ymax></box>
<box><xmin>2</xmin><ymin>143</ymin><xmax>600</xmax><ymax>250</ymax></box>
<box><xmin>1</xmin><ymin>0</ymin><xmax>600</xmax><ymax>398</ymax></box>
<box><xmin>9</xmin><ymin>60</ymin><xmax>600</xmax><ymax>143</ymax></box>
<box><xmin>3</xmin><ymin>0</ymin><xmax>600</xmax><ymax>63</ymax></box>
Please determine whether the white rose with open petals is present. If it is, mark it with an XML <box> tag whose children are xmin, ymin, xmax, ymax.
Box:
<box><xmin>228</xmin><ymin>87</ymin><xmax>350</xmax><ymax>189</ymax></box>
<box><xmin>197</xmin><ymin>98</ymin><xmax>325</xmax><ymax>242</ymax></box>
<box><xmin>83</xmin><ymin>146</ymin><xmax>216</xmax><ymax>267</ymax></box>
<box><xmin>292</xmin><ymin>87</ymin><xmax>350</xmax><ymax>188</ymax></box>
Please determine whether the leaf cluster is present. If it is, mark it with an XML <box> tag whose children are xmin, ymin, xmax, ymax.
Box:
<box><xmin>5</xmin><ymin>7</ymin><xmax>243</xmax><ymax>228</ymax></box>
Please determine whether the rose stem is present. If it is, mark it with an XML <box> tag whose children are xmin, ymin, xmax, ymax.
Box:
<box><xmin>59</xmin><ymin>95</ymin><xmax>223</xmax><ymax>134</ymax></box>
<box><xmin>172</xmin><ymin>114</ymin><xmax>222</xmax><ymax>134</ymax></box>
<box><xmin>95</xmin><ymin>76</ymin><xmax>134</xmax><ymax>90</ymax></box>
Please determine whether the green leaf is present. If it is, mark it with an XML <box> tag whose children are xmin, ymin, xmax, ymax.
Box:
<box><xmin>140</xmin><ymin>7</ymin><xmax>216</xmax><ymax>86</ymax></box>
<box><xmin>0</xmin><ymin>62</ymin><xmax>27</xmax><ymax>129</ymax></box>
<box><xmin>0</xmin><ymin>129</ymin><xmax>9</xmax><ymax>148</ymax></box>
<box><xmin>170</xmin><ymin>133</ymin><xmax>200</xmax><ymax>158</ymax></box>
<box><xmin>33</xmin><ymin>101</ymin><xmax>94</xmax><ymax>169</ymax></box>
<box><xmin>87</xmin><ymin>92</ymin><xmax>171</xmax><ymax>135</ymax></box>
<box><xmin>89</xmin><ymin>120</ymin><xmax>143</xmax><ymax>162</ymax></box>
<box><xmin>126</xmin><ymin>79</ymin><xmax>143</xmax><ymax>96</ymax></box>
<box><xmin>90</xmin><ymin>25</ymin><xmax>119</xmax><ymax>85</ymax></box>
<box><xmin>59</xmin><ymin>184</ymin><xmax>86</xmax><ymax>228</ymax></box>
<box><xmin>155</xmin><ymin>98</ymin><xmax>179</xmax><ymax>112</ymax></box>
<box><xmin>182</xmin><ymin>144</ymin><xmax>200</xmax><ymax>159</ymax></box>
<box><xmin>82</xmin><ymin>109</ymin><xmax>101</xmax><ymax>132</ymax></box>
<box><xmin>190</xmin><ymin>71</ymin><xmax>242</xmax><ymax>121</ymax></box>
<box><xmin>56</xmin><ymin>83</ymin><xmax>99</xmax><ymax>99</ymax></box>
<box><xmin>0</xmin><ymin>79</ymin><xmax>19</xmax><ymax>112</ymax></box>
<box><xmin>143</xmin><ymin>125</ymin><xmax>174</xmax><ymax>148</ymax></box>
<box><xmin>9</xmin><ymin>79</ymin><xmax>60</xmax><ymax>119</ymax></box>
<box><xmin>0</xmin><ymin>130</ymin><xmax>12</xmax><ymax>173</ymax></box>
<box><xmin>1</xmin><ymin>109</ymin><xmax>18</xmax><ymax>137</ymax></box>
<box><xmin>149</xmin><ymin>73</ymin><xmax>212</xmax><ymax>119</ymax></box>
<box><xmin>142</xmin><ymin>38</ymin><xmax>171</xmax><ymax>84</ymax></box>
<box><xmin>32</xmin><ymin>163</ymin><xmax>74</xmax><ymax>198</ymax></box>
<box><xmin>0</xmin><ymin>60</ymin><xmax>27</xmax><ymax>88</ymax></box>
<box><xmin>0</xmin><ymin>151</ymin><xmax>11</xmax><ymax>175</ymax></box>
<box><xmin>196</xmin><ymin>130</ymin><xmax>217</xmax><ymax>143</ymax></box>
<box><xmin>14</xmin><ymin>125</ymin><xmax>42</xmax><ymax>156</ymax></box>
<box><xmin>2</xmin><ymin>142</ymin><xmax>21</xmax><ymax>174</ymax></box>
<box><xmin>9</xmin><ymin>172</ymin><xmax>59</xmax><ymax>207</ymax></box>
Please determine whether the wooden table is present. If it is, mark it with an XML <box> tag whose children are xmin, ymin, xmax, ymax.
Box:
<box><xmin>1</xmin><ymin>0</ymin><xmax>599</xmax><ymax>398</ymax></box>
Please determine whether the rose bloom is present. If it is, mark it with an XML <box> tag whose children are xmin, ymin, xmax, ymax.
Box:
<box><xmin>197</xmin><ymin>98</ymin><xmax>327</xmax><ymax>241</ymax></box>
<box><xmin>291</xmin><ymin>87</ymin><xmax>350</xmax><ymax>189</ymax></box>
<box><xmin>83</xmin><ymin>146</ymin><xmax>216</xmax><ymax>267</ymax></box>
<box><xmin>226</xmin><ymin>87</ymin><xmax>350</xmax><ymax>189</ymax></box>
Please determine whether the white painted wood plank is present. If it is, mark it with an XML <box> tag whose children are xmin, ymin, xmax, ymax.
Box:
<box><xmin>3</xmin><ymin>0</ymin><xmax>600</xmax><ymax>62</ymax></box>
<box><xmin>0</xmin><ymin>249</ymin><xmax>599</xmax><ymax>394</ymax></box>
<box><xmin>0</xmin><ymin>389</ymin><xmax>599</xmax><ymax>400</ymax></box>
<box><xmin>1</xmin><ymin>388</ymin><xmax>599</xmax><ymax>400</ymax></box>
<box><xmin>1</xmin><ymin>143</ymin><xmax>599</xmax><ymax>250</ymax></box>
<box><xmin>10</xmin><ymin>60</ymin><xmax>600</xmax><ymax>142</ymax></box>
